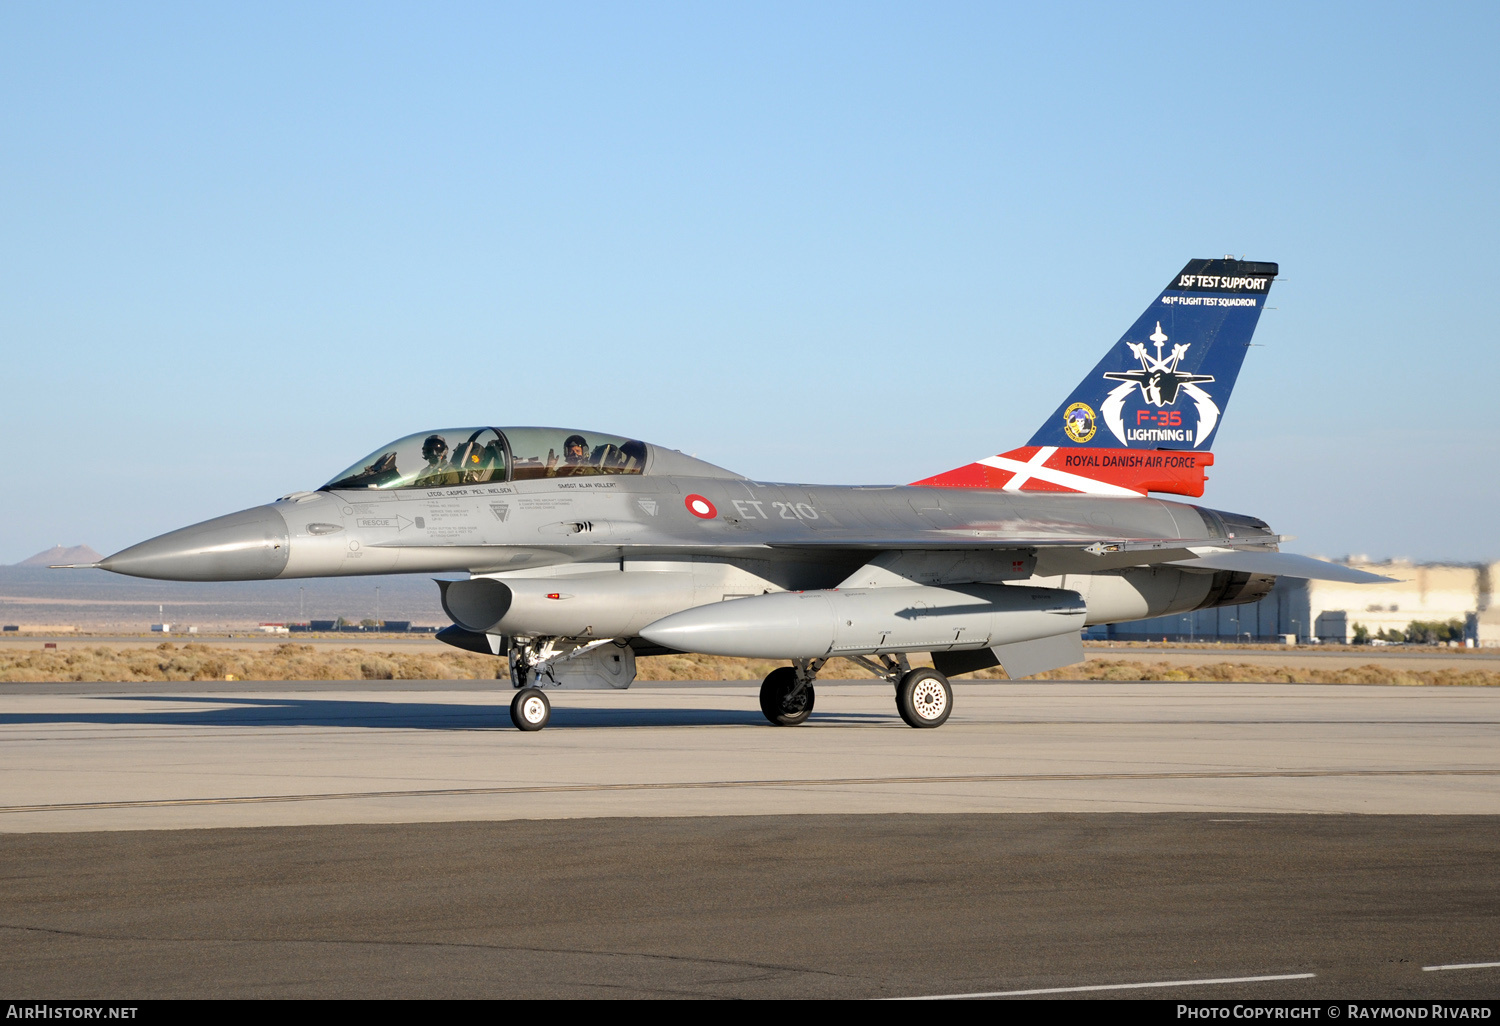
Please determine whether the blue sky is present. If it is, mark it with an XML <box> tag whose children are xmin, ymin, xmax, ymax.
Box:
<box><xmin>2</xmin><ymin>2</ymin><xmax>1496</xmax><ymax>563</ymax></box>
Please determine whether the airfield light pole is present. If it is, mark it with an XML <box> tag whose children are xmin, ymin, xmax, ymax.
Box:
<box><xmin>299</xmin><ymin>587</ymin><xmax>304</xmax><ymax>621</ymax></box>
<box><xmin>375</xmin><ymin>586</ymin><xmax>381</xmax><ymax>628</ymax></box>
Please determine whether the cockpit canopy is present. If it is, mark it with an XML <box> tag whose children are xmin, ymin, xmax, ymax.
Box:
<box><xmin>322</xmin><ymin>427</ymin><xmax>648</xmax><ymax>491</ymax></box>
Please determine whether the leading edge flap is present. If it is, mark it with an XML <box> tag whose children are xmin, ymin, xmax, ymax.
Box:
<box><xmin>1028</xmin><ymin>258</ymin><xmax>1277</xmax><ymax>453</ymax></box>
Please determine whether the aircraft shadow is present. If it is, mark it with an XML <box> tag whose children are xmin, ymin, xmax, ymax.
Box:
<box><xmin>0</xmin><ymin>695</ymin><xmax>889</xmax><ymax>730</ymax></box>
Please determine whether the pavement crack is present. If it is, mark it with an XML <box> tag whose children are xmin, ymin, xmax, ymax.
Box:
<box><xmin>0</xmin><ymin>922</ymin><xmax>858</xmax><ymax>980</ymax></box>
<box><xmin>6</xmin><ymin>767</ymin><xmax>1500</xmax><ymax>815</ymax></box>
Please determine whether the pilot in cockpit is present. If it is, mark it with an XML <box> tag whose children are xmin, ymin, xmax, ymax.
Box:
<box><xmin>562</xmin><ymin>434</ymin><xmax>592</xmax><ymax>467</ymax></box>
<box><xmin>547</xmin><ymin>434</ymin><xmax>597</xmax><ymax>478</ymax></box>
<box><xmin>412</xmin><ymin>434</ymin><xmax>458</xmax><ymax>487</ymax></box>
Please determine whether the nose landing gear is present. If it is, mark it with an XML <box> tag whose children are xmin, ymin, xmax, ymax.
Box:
<box><xmin>510</xmin><ymin>687</ymin><xmax>551</xmax><ymax>731</ymax></box>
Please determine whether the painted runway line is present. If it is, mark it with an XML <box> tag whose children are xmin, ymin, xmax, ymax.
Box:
<box><xmin>1423</xmin><ymin>962</ymin><xmax>1500</xmax><ymax>972</ymax></box>
<box><xmin>894</xmin><ymin>972</ymin><xmax>1318</xmax><ymax>999</ymax></box>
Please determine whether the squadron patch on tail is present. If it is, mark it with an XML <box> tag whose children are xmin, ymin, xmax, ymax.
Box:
<box><xmin>1063</xmin><ymin>402</ymin><xmax>1097</xmax><ymax>444</ymax></box>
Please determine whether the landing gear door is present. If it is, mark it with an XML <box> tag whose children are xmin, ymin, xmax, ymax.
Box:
<box><xmin>525</xmin><ymin>642</ymin><xmax>637</xmax><ymax>690</ymax></box>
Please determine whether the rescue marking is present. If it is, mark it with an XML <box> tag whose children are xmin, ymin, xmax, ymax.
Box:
<box><xmin>891</xmin><ymin>971</ymin><xmax>1315</xmax><ymax>1000</ymax></box>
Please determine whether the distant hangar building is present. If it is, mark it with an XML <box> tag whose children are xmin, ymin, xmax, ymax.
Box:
<box><xmin>1096</xmin><ymin>559</ymin><xmax>1498</xmax><ymax>645</ymax></box>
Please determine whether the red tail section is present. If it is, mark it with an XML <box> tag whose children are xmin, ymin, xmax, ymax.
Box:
<box><xmin>913</xmin><ymin>447</ymin><xmax>1212</xmax><ymax>498</ymax></box>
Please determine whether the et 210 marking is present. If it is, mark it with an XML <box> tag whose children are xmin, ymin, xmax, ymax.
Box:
<box><xmin>730</xmin><ymin>499</ymin><xmax>820</xmax><ymax>521</ymax></box>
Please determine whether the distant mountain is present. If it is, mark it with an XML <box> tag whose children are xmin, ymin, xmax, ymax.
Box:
<box><xmin>17</xmin><ymin>544</ymin><xmax>104</xmax><ymax>567</ymax></box>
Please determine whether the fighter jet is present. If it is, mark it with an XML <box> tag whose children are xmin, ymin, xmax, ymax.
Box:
<box><xmin>81</xmin><ymin>257</ymin><xmax>1392</xmax><ymax>731</ymax></box>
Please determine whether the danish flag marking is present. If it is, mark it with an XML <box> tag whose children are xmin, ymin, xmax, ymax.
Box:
<box><xmin>979</xmin><ymin>447</ymin><xmax>1144</xmax><ymax>497</ymax></box>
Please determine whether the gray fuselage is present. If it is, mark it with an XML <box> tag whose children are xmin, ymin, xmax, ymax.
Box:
<box><xmin>98</xmin><ymin>440</ymin><xmax>1275</xmax><ymax>645</ymax></box>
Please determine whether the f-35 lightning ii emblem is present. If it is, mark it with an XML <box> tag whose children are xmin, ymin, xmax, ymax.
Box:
<box><xmin>1100</xmin><ymin>323</ymin><xmax>1221</xmax><ymax>448</ymax></box>
<box><xmin>1105</xmin><ymin>322</ymin><xmax>1215</xmax><ymax>405</ymax></box>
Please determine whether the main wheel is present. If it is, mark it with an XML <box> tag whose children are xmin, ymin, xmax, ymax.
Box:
<box><xmin>510</xmin><ymin>687</ymin><xmax>551</xmax><ymax>731</ymax></box>
<box><xmin>894</xmin><ymin>683</ymin><xmax>917</xmax><ymax>728</ymax></box>
<box><xmin>759</xmin><ymin>666</ymin><xmax>815</xmax><ymax>726</ymax></box>
<box><xmin>896</xmin><ymin>668</ymin><xmax>952</xmax><ymax>728</ymax></box>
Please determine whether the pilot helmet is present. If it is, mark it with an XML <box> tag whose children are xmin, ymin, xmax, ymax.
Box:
<box><xmin>421</xmin><ymin>435</ymin><xmax>449</xmax><ymax>461</ymax></box>
<box><xmin>563</xmin><ymin>434</ymin><xmax>589</xmax><ymax>461</ymax></box>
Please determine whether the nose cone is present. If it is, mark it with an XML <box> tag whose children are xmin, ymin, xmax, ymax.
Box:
<box><xmin>100</xmin><ymin>505</ymin><xmax>291</xmax><ymax>581</ymax></box>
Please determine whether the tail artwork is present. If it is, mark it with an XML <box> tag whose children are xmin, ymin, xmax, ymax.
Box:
<box><xmin>916</xmin><ymin>257</ymin><xmax>1277</xmax><ymax>498</ymax></box>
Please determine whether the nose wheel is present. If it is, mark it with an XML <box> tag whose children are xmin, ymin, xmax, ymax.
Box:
<box><xmin>510</xmin><ymin>687</ymin><xmax>551</xmax><ymax>731</ymax></box>
<box><xmin>896</xmin><ymin>668</ymin><xmax>952</xmax><ymax>728</ymax></box>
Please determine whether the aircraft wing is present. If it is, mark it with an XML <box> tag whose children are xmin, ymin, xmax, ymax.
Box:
<box><xmin>445</xmin><ymin>536</ymin><xmax>1392</xmax><ymax>583</ymax></box>
<box><xmin>753</xmin><ymin>534</ymin><xmax>1395</xmax><ymax>583</ymax></box>
<box><xmin>1165</xmin><ymin>549</ymin><xmax>1399</xmax><ymax>583</ymax></box>
<box><xmin>756</xmin><ymin>533</ymin><xmax>1276</xmax><ymax>555</ymax></box>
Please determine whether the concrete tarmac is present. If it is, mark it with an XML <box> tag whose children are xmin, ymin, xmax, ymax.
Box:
<box><xmin>3</xmin><ymin>679</ymin><xmax>1499</xmax><ymax>999</ymax></box>
<box><xmin>3</xmin><ymin>680</ymin><xmax>1499</xmax><ymax>831</ymax></box>
<box><xmin>2</xmin><ymin>814</ymin><xmax>1499</xmax><ymax>999</ymax></box>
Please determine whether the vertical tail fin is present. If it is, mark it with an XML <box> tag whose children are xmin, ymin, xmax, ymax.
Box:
<box><xmin>916</xmin><ymin>257</ymin><xmax>1277</xmax><ymax>497</ymax></box>
<box><xmin>1032</xmin><ymin>257</ymin><xmax>1277</xmax><ymax>452</ymax></box>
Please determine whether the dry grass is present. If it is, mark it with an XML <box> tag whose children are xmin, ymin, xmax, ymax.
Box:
<box><xmin>1023</xmin><ymin>658</ymin><xmax>1500</xmax><ymax>688</ymax></box>
<box><xmin>1</xmin><ymin>643</ymin><xmax>1497</xmax><ymax>687</ymax></box>
<box><xmin>0</xmin><ymin>643</ymin><xmax>497</xmax><ymax>683</ymax></box>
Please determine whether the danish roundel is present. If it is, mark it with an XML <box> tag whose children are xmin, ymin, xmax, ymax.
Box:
<box><xmin>684</xmin><ymin>494</ymin><xmax>717</xmax><ymax>519</ymax></box>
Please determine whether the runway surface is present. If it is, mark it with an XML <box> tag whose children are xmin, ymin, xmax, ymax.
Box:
<box><xmin>3</xmin><ymin>814</ymin><xmax>1499</xmax><ymax>999</ymax></box>
<box><xmin>3</xmin><ymin>680</ymin><xmax>1499</xmax><ymax>831</ymax></box>
<box><xmin>3</xmin><ymin>679</ymin><xmax>1499</xmax><ymax>998</ymax></box>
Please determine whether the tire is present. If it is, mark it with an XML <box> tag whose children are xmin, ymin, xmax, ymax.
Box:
<box><xmin>894</xmin><ymin>683</ymin><xmax>917</xmax><ymax>728</ymax></box>
<box><xmin>759</xmin><ymin>666</ymin><xmax>815</xmax><ymax>726</ymax></box>
<box><xmin>510</xmin><ymin>687</ymin><xmax>551</xmax><ymax>731</ymax></box>
<box><xmin>897</xmin><ymin>668</ymin><xmax>952</xmax><ymax>728</ymax></box>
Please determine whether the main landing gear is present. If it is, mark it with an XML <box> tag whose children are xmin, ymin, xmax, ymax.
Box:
<box><xmin>894</xmin><ymin>667</ymin><xmax>952</xmax><ymax>728</ymax></box>
<box><xmin>758</xmin><ymin>654</ymin><xmax>955</xmax><ymax>729</ymax></box>
<box><xmin>759</xmin><ymin>661</ymin><xmax>819</xmax><ymax>726</ymax></box>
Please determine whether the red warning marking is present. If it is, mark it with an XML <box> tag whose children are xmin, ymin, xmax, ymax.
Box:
<box><xmin>684</xmin><ymin>494</ymin><xmax>717</xmax><ymax>519</ymax></box>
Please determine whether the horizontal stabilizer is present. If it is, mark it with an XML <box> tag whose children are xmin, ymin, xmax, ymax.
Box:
<box><xmin>1168</xmin><ymin>550</ymin><xmax>1398</xmax><ymax>584</ymax></box>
